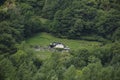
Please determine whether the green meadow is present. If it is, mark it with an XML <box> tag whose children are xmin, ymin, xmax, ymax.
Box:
<box><xmin>26</xmin><ymin>33</ymin><xmax>112</xmax><ymax>60</ymax></box>
<box><xmin>26</xmin><ymin>32</ymin><xmax>102</xmax><ymax>51</ymax></box>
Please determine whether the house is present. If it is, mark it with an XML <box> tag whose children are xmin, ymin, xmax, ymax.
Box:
<box><xmin>49</xmin><ymin>42</ymin><xmax>70</xmax><ymax>51</ymax></box>
<box><xmin>49</xmin><ymin>42</ymin><xmax>65</xmax><ymax>49</ymax></box>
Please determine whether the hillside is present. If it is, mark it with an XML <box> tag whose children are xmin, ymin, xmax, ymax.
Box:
<box><xmin>0</xmin><ymin>0</ymin><xmax>120</xmax><ymax>80</ymax></box>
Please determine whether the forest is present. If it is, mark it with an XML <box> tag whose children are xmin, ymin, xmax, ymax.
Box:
<box><xmin>0</xmin><ymin>0</ymin><xmax>120</xmax><ymax>80</ymax></box>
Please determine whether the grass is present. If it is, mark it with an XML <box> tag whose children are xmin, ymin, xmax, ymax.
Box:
<box><xmin>26</xmin><ymin>33</ymin><xmax>102</xmax><ymax>51</ymax></box>
<box><xmin>26</xmin><ymin>32</ymin><xmax>110</xmax><ymax>60</ymax></box>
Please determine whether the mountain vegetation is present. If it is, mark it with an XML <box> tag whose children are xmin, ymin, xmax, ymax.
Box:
<box><xmin>0</xmin><ymin>0</ymin><xmax>120</xmax><ymax>80</ymax></box>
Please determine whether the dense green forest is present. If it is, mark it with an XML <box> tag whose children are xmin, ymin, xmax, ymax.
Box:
<box><xmin>0</xmin><ymin>0</ymin><xmax>120</xmax><ymax>80</ymax></box>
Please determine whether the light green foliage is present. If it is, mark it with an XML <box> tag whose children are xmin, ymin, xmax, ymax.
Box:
<box><xmin>100</xmin><ymin>66</ymin><xmax>113</xmax><ymax>80</ymax></box>
<box><xmin>111</xmin><ymin>42</ymin><xmax>120</xmax><ymax>65</ymax></box>
<box><xmin>0</xmin><ymin>57</ymin><xmax>17</xmax><ymax>80</ymax></box>
<box><xmin>63</xmin><ymin>65</ymin><xmax>76</xmax><ymax>80</ymax></box>
<box><xmin>81</xmin><ymin>62</ymin><xmax>102</xmax><ymax>80</ymax></box>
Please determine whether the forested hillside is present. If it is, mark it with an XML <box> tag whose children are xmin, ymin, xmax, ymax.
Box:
<box><xmin>43</xmin><ymin>0</ymin><xmax>120</xmax><ymax>41</ymax></box>
<box><xmin>0</xmin><ymin>0</ymin><xmax>120</xmax><ymax>80</ymax></box>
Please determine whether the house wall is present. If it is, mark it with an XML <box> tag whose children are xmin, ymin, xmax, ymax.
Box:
<box><xmin>54</xmin><ymin>44</ymin><xmax>64</xmax><ymax>48</ymax></box>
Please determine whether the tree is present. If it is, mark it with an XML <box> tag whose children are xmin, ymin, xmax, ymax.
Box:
<box><xmin>0</xmin><ymin>57</ymin><xmax>17</xmax><ymax>80</ymax></box>
<box><xmin>111</xmin><ymin>42</ymin><xmax>120</xmax><ymax>65</ymax></box>
<box><xmin>112</xmin><ymin>27</ymin><xmax>120</xmax><ymax>41</ymax></box>
<box><xmin>0</xmin><ymin>21</ymin><xmax>17</xmax><ymax>54</ymax></box>
<box><xmin>99</xmin><ymin>66</ymin><xmax>113</xmax><ymax>80</ymax></box>
<box><xmin>63</xmin><ymin>65</ymin><xmax>76</xmax><ymax>80</ymax></box>
<box><xmin>69</xmin><ymin>19</ymin><xmax>84</xmax><ymax>38</ymax></box>
<box><xmin>80</xmin><ymin>62</ymin><xmax>102</xmax><ymax>80</ymax></box>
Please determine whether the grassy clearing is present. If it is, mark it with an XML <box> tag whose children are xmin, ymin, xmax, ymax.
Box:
<box><xmin>26</xmin><ymin>33</ymin><xmax>102</xmax><ymax>51</ymax></box>
<box><xmin>26</xmin><ymin>33</ymin><xmax>110</xmax><ymax>60</ymax></box>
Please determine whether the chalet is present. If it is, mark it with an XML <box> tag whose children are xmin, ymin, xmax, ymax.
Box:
<box><xmin>49</xmin><ymin>42</ymin><xmax>70</xmax><ymax>51</ymax></box>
